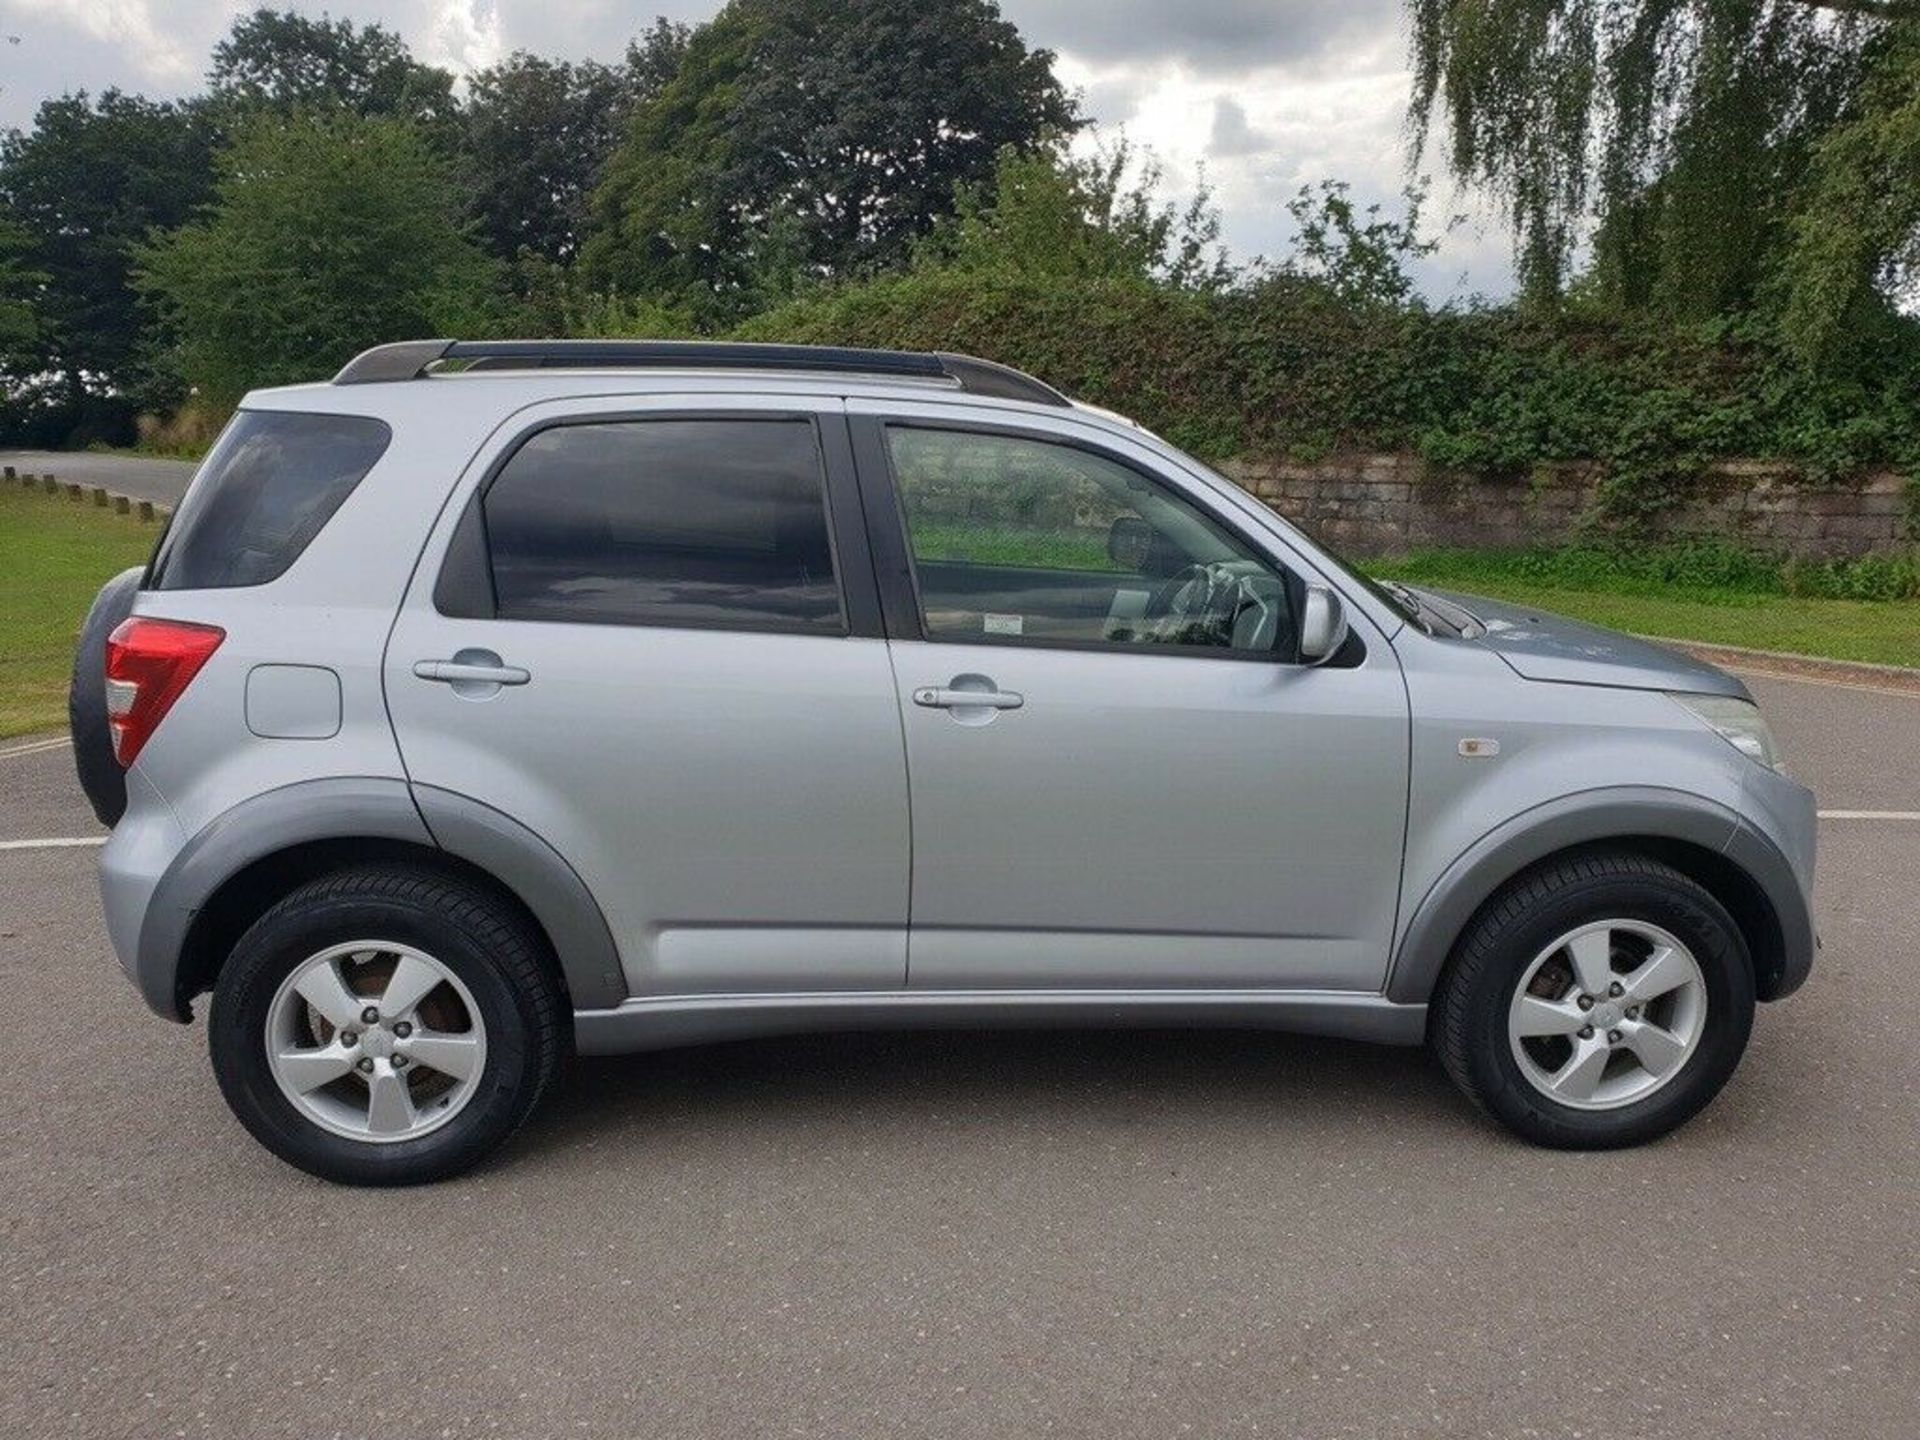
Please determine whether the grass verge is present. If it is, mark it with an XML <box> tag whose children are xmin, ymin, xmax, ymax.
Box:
<box><xmin>1372</xmin><ymin>551</ymin><xmax>1920</xmax><ymax>670</ymax></box>
<box><xmin>0</xmin><ymin>485</ymin><xmax>156</xmax><ymax>739</ymax></box>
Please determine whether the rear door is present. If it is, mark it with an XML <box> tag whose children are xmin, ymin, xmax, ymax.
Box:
<box><xmin>849</xmin><ymin>404</ymin><xmax>1411</xmax><ymax>992</ymax></box>
<box><xmin>384</xmin><ymin>394</ymin><xmax>911</xmax><ymax>998</ymax></box>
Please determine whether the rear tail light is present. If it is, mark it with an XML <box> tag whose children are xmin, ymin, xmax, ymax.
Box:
<box><xmin>104</xmin><ymin>618</ymin><xmax>225</xmax><ymax>767</ymax></box>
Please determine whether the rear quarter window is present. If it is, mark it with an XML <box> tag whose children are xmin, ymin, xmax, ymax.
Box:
<box><xmin>147</xmin><ymin>410</ymin><xmax>392</xmax><ymax>590</ymax></box>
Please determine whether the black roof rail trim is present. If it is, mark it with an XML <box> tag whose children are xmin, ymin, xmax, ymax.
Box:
<box><xmin>331</xmin><ymin>338</ymin><xmax>1070</xmax><ymax>407</ymax></box>
<box><xmin>333</xmin><ymin>339</ymin><xmax>457</xmax><ymax>384</ymax></box>
<box><xmin>932</xmin><ymin>353</ymin><xmax>1070</xmax><ymax>406</ymax></box>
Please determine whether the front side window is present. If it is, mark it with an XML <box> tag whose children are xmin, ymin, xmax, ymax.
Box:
<box><xmin>886</xmin><ymin>426</ymin><xmax>1295</xmax><ymax>657</ymax></box>
<box><xmin>483</xmin><ymin>418</ymin><xmax>843</xmax><ymax>632</ymax></box>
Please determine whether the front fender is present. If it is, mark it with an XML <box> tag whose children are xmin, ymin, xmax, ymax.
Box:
<box><xmin>1383</xmin><ymin>786</ymin><xmax>1813</xmax><ymax>1004</ymax></box>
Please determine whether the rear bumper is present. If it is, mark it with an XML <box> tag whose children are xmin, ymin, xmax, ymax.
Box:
<box><xmin>98</xmin><ymin>769</ymin><xmax>190</xmax><ymax>1020</ymax></box>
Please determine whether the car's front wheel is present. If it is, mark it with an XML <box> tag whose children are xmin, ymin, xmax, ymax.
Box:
<box><xmin>1432</xmin><ymin>850</ymin><xmax>1756</xmax><ymax>1148</ymax></box>
<box><xmin>209</xmin><ymin>866</ymin><xmax>564</xmax><ymax>1185</ymax></box>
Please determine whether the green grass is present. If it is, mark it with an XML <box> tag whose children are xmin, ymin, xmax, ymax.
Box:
<box><xmin>908</xmin><ymin>523</ymin><xmax>1118</xmax><ymax>571</ymax></box>
<box><xmin>85</xmin><ymin>440</ymin><xmax>211</xmax><ymax>462</ymax></box>
<box><xmin>1372</xmin><ymin>550</ymin><xmax>1920</xmax><ymax>669</ymax></box>
<box><xmin>0</xmin><ymin>485</ymin><xmax>157</xmax><ymax>739</ymax></box>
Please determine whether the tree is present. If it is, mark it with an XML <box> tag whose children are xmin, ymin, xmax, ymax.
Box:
<box><xmin>920</xmin><ymin>142</ymin><xmax>1233</xmax><ymax>291</ymax></box>
<box><xmin>462</xmin><ymin>23</ymin><xmax>690</xmax><ymax>265</ymax></box>
<box><xmin>624</xmin><ymin>17</ymin><xmax>696</xmax><ymax>96</ymax></box>
<box><xmin>583</xmin><ymin>0</ymin><xmax>1077</xmax><ymax>323</ymax></box>
<box><xmin>0</xmin><ymin>220</ymin><xmax>44</xmax><ymax>366</ymax></box>
<box><xmin>1407</xmin><ymin>0</ymin><xmax>1917</xmax><ymax>336</ymax></box>
<box><xmin>208</xmin><ymin>8</ymin><xmax>457</xmax><ymax>130</ymax></box>
<box><xmin>137</xmin><ymin>112</ymin><xmax>499</xmax><ymax>402</ymax></box>
<box><xmin>1779</xmin><ymin>24</ymin><xmax>1920</xmax><ymax>359</ymax></box>
<box><xmin>0</xmin><ymin>91</ymin><xmax>216</xmax><ymax>435</ymax></box>
<box><xmin>1282</xmin><ymin>181</ymin><xmax>1444</xmax><ymax>310</ymax></box>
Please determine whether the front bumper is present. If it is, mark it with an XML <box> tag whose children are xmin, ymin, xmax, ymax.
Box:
<box><xmin>1736</xmin><ymin>763</ymin><xmax>1819</xmax><ymax>1000</ymax></box>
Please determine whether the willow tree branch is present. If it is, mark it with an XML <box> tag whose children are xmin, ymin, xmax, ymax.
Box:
<box><xmin>1807</xmin><ymin>0</ymin><xmax>1920</xmax><ymax>19</ymax></box>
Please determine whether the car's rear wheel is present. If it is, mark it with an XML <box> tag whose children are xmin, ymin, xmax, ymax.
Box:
<box><xmin>1432</xmin><ymin>850</ymin><xmax>1755</xmax><ymax>1148</ymax></box>
<box><xmin>209</xmin><ymin>865</ymin><xmax>564</xmax><ymax>1185</ymax></box>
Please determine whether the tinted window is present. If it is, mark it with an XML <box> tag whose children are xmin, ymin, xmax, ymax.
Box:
<box><xmin>148</xmin><ymin>410</ymin><xmax>391</xmax><ymax>590</ymax></box>
<box><xmin>484</xmin><ymin>419</ymin><xmax>843</xmax><ymax>632</ymax></box>
<box><xmin>888</xmin><ymin>426</ymin><xmax>1294</xmax><ymax>657</ymax></box>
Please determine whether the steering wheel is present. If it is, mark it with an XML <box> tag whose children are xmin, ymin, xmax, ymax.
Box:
<box><xmin>1142</xmin><ymin>561</ymin><xmax>1284</xmax><ymax>651</ymax></box>
<box><xmin>1144</xmin><ymin>563</ymin><xmax>1233</xmax><ymax>647</ymax></box>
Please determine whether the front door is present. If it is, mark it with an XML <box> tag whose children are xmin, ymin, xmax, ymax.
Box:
<box><xmin>384</xmin><ymin>397</ymin><xmax>911</xmax><ymax>997</ymax></box>
<box><xmin>853</xmin><ymin>411</ymin><xmax>1410</xmax><ymax>992</ymax></box>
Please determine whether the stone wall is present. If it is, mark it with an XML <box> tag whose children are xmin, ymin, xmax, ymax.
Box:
<box><xmin>1217</xmin><ymin>453</ymin><xmax>1912</xmax><ymax>559</ymax></box>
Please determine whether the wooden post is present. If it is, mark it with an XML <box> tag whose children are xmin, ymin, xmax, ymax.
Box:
<box><xmin>42</xmin><ymin>475</ymin><xmax>59</xmax><ymax>495</ymax></box>
<box><xmin>114</xmin><ymin>495</ymin><xmax>130</xmax><ymax>515</ymax></box>
<box><xmin>67</xmin><ymin>482</ymin><xmax>83</xmax><ymax>501</ymax></box>
<box><xmin>2</xmin><ymin>464</ymin><xmax>14</xmax><ymax>480</ymax></box>
<box><xmin>137</xmin><ymin>500</ymin><xmax>155</xmax><ymax>523</ymax></box>
<box><xmin>93</xmin><ymin>487</ymin><xmax>108</xmax><ymax>507</ymax></box>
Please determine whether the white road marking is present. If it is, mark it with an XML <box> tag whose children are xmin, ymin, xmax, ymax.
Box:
<box><xmin>1818</xmin><ymin>810</ymin><xmax>1920</xmax><ymax>821</ymax></box>
<box><xmin>0</xmin><ymin>735</ymin><xmax>71</xmax><ymax>760</ymax></box>
<box><xmin>1723</xmin><ymin>666</ymin><xmax>1920</xmax><ymax>702</ymax></box>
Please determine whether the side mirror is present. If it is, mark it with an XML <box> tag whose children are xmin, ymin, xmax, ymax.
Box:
<box><xmin>1298</xmin><ymin>582</ymin><xmax>1350</xmax><ymax>664</ymax></box>
<box><xmin>1106</xmin><ymin>515</ymin><xmax>1154</xmax><ymax>571</ymax></box>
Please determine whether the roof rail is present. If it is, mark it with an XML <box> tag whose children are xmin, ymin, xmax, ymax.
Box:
<box><xmin>331</xmin><ymin>338</ymin><xmax>1072</xmax><ymax>408</ymax></box>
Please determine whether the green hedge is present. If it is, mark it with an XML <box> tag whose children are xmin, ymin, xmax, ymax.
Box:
<box><xmin>734</xmin><ymin>269</ymin><xmax>1920</xmax><ymax>527</ymax></box>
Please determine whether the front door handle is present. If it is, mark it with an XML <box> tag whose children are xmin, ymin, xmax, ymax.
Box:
<box><xmin>413</xmin><ymin>656</ymin><xmax>530</xmax><ymax>686</ymax></box>
<box><xmin>912</xmin><ymin>685</ymin><xmax>1023</xmax><ymax>711</ymax></box>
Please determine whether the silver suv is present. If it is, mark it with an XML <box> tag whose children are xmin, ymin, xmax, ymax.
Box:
<box><xmin>74</xmin><ymin>340</ymin><xmax>1817</xmax><ymax>1185</ymax></box>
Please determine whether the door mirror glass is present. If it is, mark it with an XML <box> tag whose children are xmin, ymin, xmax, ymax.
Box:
<box><xmin>1106</xmin><ymin>515</ymin><xmax>1153</xmax><ymax>571</ymax></box>
<box><xmin>1298</xmin><ymin>583</ymin><xmax>1349</xmax><ymax>663</ymax></box>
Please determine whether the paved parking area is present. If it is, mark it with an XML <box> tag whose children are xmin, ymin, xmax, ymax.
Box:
<box><xmin>0</xmin><ymin>449</ymin><xmax>197</xmax><ymax>509</ymax></box>
<box><xmin>1</xmin><ymin>673</ymin><xmax>1914</xmax><ymax>1439</ymax></box>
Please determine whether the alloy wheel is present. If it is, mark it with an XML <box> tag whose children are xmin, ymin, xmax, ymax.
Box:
<box><xmin>264</xmin><ymin>940</ymin><xmax>487</xmax><ymax>1143</ymax></box>
<box><xmin>1506</xmin><ymin>919</ymin><xmax>1707</xmax><ymax>1111</ymax></box>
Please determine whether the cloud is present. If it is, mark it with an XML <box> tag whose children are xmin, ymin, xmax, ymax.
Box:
<box><xmin>0</xmin><ymin>0</ymin><xmax>196</xmax><ymax>114</ymax></box>
<box><xmin>1208</xmin><ymin>96</ymin><xmax>1269</xmax><ymax>157</ymax></box>
<box><xmin>419</xmin><ymin>0</ymin><xmax>506</xmax><ymax>73</ymax></box>
<box><xmin>1005</xmin><ymin>0</ymin><xmax>1402</xmax><ymax>74</ymax></box>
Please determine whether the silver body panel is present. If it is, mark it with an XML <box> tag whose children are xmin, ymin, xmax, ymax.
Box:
<box><xmin>1440</xmin><ymin>590</ymin><xmax>1752</xmax><ymax>697</ymax></box>
<box><xmin>889</xmin><ymin>640</ymin><xmax>1407</xmax><ymax>989</ymax></box>
<box><xmin>380</xmin><ymin>393</ymin><xmax>912</xmax><ymax>996</ymax></box>
<box><xmin>96</xmin><ymin>365</ymin><xmax>1819</xmax><ymax>1046</ymax></box>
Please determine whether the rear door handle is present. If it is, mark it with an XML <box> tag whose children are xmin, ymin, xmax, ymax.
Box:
<box><xmin>912</xmin><ymin>685</ymin><xmax>1023</xmax><ymax>710</ymax></box>
<box><xmin>413</xmin><ymin>658</ymin><xmax>530</xmax><ymax>686</ymax></box>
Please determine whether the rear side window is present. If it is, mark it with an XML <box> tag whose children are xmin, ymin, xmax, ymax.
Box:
<box><xmin>148</xmin><ymin>410</ymin><xmax>391</xmax><ymax>590</ymax></box>
<box><xmin>481</xmin><ymin>418</ymin><xmax>844</xmax><ymax>633</ymax></box>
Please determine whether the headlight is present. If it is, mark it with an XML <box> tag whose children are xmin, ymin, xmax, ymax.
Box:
<box><xmin>1670</xmin><ymin>693</ymin><xmax>1785</xmax><ymax>772</ymax></box>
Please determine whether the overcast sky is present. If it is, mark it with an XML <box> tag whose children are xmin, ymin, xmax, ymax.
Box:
<box><xmin>0</xmin><ymin>0</ymin><xmax>1514</xmax><ymax>297</ymax></box>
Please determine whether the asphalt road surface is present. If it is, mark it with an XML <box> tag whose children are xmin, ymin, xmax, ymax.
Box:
<box><xmin>2</xmin><ymin>671</ymin><xmax>1915</xmax><ymax>1439</ymax></box>
<box><xmin>0</xmin><ymin>449</ymin><xmax>197</xmax><ymax>507</ymax></box>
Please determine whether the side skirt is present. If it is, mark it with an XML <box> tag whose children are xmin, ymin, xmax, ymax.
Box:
<box><xmin>572</xmin><ymin>989</ymin><xmax>1427</xmax><ymax>1056</ymax></box>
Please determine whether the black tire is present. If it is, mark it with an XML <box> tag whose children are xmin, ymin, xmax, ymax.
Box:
<box><xmin>209</xmin><ymin>865</ymin><xmax>565</xmax><ymax>1186</ymax></box>
<box><xmin>1431</xmin><ymin>850</ymin><xmax>1755</xmax><ymax>1149</ymax></box>
<box><xmin>69</xmin><ymin>565</ymin><xmax>144</xmax><ymax>827</ymax></box>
